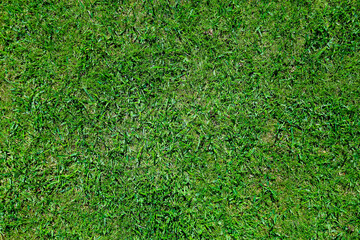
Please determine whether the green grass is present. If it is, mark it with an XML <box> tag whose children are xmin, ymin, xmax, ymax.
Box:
<box><xmin>1</xmin><ymin>0</ymin><xmax>360</xmax><ymax>238</ymax></box>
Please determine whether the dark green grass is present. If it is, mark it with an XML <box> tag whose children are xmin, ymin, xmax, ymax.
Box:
<box><xmin>1</xmin><ymin>0</ymin><xmax>360</xmax><ymax>238</ymax></box>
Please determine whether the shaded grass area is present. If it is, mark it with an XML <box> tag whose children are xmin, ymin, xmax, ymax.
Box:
<box><xmin>1</xmin><ymin>0</ymin><xmax>360</xmax><ymax>238</ymax></box>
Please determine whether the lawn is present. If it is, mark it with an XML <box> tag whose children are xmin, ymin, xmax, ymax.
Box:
<box><xmin>1</xmin><ymin>0</ymin><xmax>360</xmax><ymax>238</ymax></box>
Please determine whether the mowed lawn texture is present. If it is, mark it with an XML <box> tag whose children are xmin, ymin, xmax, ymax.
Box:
<box><xmin>1</xmin><ymin>0</ymin><xmax>360</xmax><ymax>238</ymax></box>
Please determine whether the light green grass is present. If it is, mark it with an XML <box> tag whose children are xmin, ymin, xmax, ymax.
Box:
<box><xmin>1</xmin><ymin>0</ymin><xmax>360</xmax><ymax>238</ymax></box>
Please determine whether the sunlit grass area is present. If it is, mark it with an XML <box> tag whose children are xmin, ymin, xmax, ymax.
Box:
<box><xmin>1</xmin><ymin>0</ymin><xmax>359</xmax><ymax>238</ymax></box>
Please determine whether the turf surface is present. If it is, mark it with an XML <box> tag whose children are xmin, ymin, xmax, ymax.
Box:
<box><xmin>1</xmin><ymin>0</ymin><xmax>360</xmax><ymax>238</ymax></box>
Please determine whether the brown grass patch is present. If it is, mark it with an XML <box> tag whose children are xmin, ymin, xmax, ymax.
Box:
<box><xmin>262</xmin><ymin>119</ymin><xmax>278</xmax><ymax>144</ymax></box>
